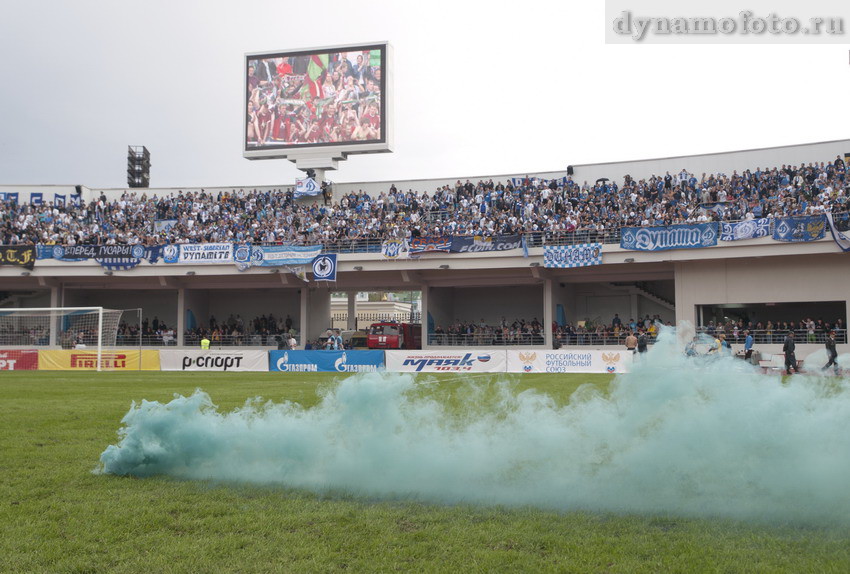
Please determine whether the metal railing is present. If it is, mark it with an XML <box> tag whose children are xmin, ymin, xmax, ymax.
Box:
<box><xmin>555</xmin><ymin>333</ymin><xmax>655</xmax><ymax>347</ymax></box>
<box><xmin>694</xmin><ymin>328</ymin><xmax>846</xmax><ymax>345</ymax></box>
<box><xmin>428</xmin><ymin>333</ymin><xmax>545</xmax><ymax>346</ymax></box>
<box><xmin>23</xmin><ymin>210</ymin><xmax>850</xmax><ymax>255</ymax></box>
<box><xmin>331</xmin><ymin>312</ymin><xmax>421</xmax><ymax>325</ymax></box>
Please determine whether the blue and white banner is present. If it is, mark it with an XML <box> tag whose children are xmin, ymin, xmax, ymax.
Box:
<box><xmin>0</xmin><ymin>192</ymin><xmax>20</xmax><ymax>203</ymax></box>
<box><xmin>54</xmin><ymin>193</ymin><xmax>65</xmax><ymax>206</ymax></box>
<box><xmin>381</xmin><ymin>238</ymin><xmax>409</xmax><ymax>259</ymax></box>
<box><xmin>30</xmin><ymin>193</ymin><xmax>43</xmax><ymax>205</ymax></box>
<box><xmin>250</xmin><ymin>245</ymin><xmax>322</xmax><ymax>267</ymax></box>
<box><xmin>50</xmin><ymin>244</ymin><xmax>147</xmax><ymax>260</ymax></box>
<box><xmin>449</xmin><ymin>235</ymin><xmax>522</xmax><ymax>253</ymax></box>
<box><xmin>620</xmin><ymin>223</ymin><xmax>718</xmax><ymax>251</ymax></box>
<box><xmin>825</xmin><ymin>213</ymin><xmax>850</xmax><ymax>252</ymax></box>
<box><xmin>70</xmin><ymin>194</ymin><xmax>81</xmax><ymax>207</ymax></box>
<box><xmin>311</xmin><ymin>253</ymin><xmax>337</xmax><ymax>281</ymax></box>
<box><xmin>96</xmin><ymin>257</ymin><xmax>143</xmax><ymax>271</ymax></box>
<box><xmin>164</xmin><ymin>243</ymin><xmax>234</xmax><ymax>264</ymax></box>
<box><xmin>153</xmin><ymin>219</ymin><xmax>178</xmax><ymax>233</ymax></box>
<box><xmin>508</xmin><ymin>176</ymin><xmax>570</xmax><ymax>188</ymax></box>
<box><xmin>269</xmin><ymin>350</ymin><xmax>384</xmax><ymax>373</ymax></box>
<box><xmin>35</xmin><ymin>243</ymin><xmax>155</xmax><ymax>269</ymax></box>
<box><xmin>544</xmin><ymin>243</ymin><xmax>602</xmax><ymax>268</ymax></box>
<box><xmin>294</xmin><ymin>178</ymin><xmax>321</xmax><ymax>198</ymax></box>
<box><xmin>719</xmin><ymin>218</ymin><xmax>771</xmax><ymax>242</ymax></box>
<box><xmin>773</xmin><ymin>216</ymin><xmax>827</xmax><ymax>243</ymax></box>
<box><xmin>162</xmin><ymin>244</ymin><xmax>179</xmax><ymax>263</ymax></box>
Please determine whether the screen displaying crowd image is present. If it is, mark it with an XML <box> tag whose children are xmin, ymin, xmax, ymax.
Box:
<box><xmin>246</xmin><ymin>46</ymin><xmax>384</xmax><ymax>148</ymax></box>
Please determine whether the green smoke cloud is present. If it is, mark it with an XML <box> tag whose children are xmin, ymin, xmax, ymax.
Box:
<box><xmin>98</xmin><ymin>330</ymin><xmax>850</xmax><ymax>525</ymax></box>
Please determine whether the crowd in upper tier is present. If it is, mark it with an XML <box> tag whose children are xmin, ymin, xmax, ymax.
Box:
<box><xmin>1</xmin><ymin>155</ymin><xmax>847</xmax><ymax>247</ymax></box>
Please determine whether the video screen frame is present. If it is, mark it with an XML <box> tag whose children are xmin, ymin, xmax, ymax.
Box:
<box><xmin>243</xmin><ymin>42</ymin><xmax>389</xmax><ymax>158</ymax></box>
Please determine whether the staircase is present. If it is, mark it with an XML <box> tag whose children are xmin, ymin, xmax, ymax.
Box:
<box><xmin>608</xmin><ymin>282</ymin><xmax>675</xmax><ymax>311</ymax></box>
<box><xmin>0</xmin><ymin>291</ymin><xmax>42</xmax><ymax>308</ymax></box>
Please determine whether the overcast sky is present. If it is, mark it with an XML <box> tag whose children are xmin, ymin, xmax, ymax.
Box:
<box><xmin>1</xmin><ymin>0</ymin><xmax>848</xmax><ymax>189</ymax></box>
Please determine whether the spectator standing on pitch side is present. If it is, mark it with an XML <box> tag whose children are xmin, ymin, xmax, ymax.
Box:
<box><xmin>823</xmin><ymin>330</ymin><xmax>840</xmax><ymax>375</ymax></box>
<box><xmin>783</xmin><ymin>331</ymin><xmax>799</xmax><ymax>374</ymax></box>
<box><xmin>625</xmin><ymin>331</ymin><xmax>637</xmax><ymax>354</ymax></box>
<box><xmin>744</xmin><ymin>330</ymin><xmax>754</xmax><ymax>361</ymax></box>
<box><xmin>636</xmin><ymin>330</ymin><xmax>648</xmax><ymax>358</ymax></box>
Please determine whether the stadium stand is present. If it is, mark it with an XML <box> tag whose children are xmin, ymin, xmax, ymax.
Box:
<box><xmin>0</xmin><ymin>156</ymin><xmax>846</xmax><ymax>249</ymax></box>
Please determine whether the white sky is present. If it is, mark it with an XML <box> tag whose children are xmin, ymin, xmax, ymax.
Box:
<box><xmin>1</xmin><ymin>0</ymin><xmax>848</xmax><ymax>189</ymax></box>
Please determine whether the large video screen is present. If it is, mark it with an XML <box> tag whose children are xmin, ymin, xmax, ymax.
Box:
<box><xmin>245</xmin><ymin>44</ymin><xmax>386</xmax><ymax>151</ymax></box>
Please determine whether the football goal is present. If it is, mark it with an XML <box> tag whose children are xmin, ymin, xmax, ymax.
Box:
<box><xmin>0</xmin><ymin>307</ymin><xmax>126</xmax><ymax>371</ymax></box>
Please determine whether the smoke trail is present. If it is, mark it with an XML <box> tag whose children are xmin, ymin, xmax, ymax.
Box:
<box><xmin>98</xmin><ymin>329</ymin><xmax>850</xmax><ymax>525</ymax></box>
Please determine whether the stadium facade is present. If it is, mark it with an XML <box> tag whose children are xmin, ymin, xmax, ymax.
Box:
<box><xmin>1</xmin><ymin>139</ymin><xmax>848</xmax><ymax>360</ymax></box>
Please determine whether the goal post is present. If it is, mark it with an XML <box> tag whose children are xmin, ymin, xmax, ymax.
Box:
<box><xmin>0</xmin><ymin>307</ymin><xmax>123</xmax><ymax>372</ymax></box>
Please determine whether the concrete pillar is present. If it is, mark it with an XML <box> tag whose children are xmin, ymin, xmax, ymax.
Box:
<box><xmin>421</xmin><ymin>285</ymin><xmax>430</xmax><ymax>349</ymax></box>
<box><xmin>543</xmin><ymin>279</ymin><xmax>553</xmax><ymax>349</ymax></box>
<box><xmin>347</xmin><ymin>292</ymin><xmax>357</xmax><ymax>330</ymax></box>
<box><xmin>299</xmin><ymin>286</ymin><xmax>332</xmax><ymax>348</ymax></box>
<box><xmin>176</xmin><ymin>288</ymin><xmax>185</xmax><ymax>347</ymax></box>
<box><xmin>300</xmin><ymin>288</ymin><xmax>308</xmax><ymax>349</ymax></box>
<box><xmin>49</xmin><ymin>285</ymin><xmax>62</xmax><ymax>347</ymax></box>
<box><xmin>309</xmin><ymin>287</ymin><xmax>331</xmax><ymax>343</ymax></box>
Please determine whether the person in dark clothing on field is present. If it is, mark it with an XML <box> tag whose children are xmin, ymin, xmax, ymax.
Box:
<box><xmin>823</xmin><ymin>330</ymin><xmax>840</xmax><ymax>375</ymax></box>
<box><xmin>783</xmin><ymin>331</ymin><xmax>799</xmax><ymax>374</ymax></box>
<box><xmin>636</xmin><ymin>330</ymin><xmax>648</xmax><ymax>358</ymax></box>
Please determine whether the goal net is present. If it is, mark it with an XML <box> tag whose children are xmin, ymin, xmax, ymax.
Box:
<box><xmin>0</xmin><ymin>307</ymin><xmax>124</xmax><ymax>371</ymax></box>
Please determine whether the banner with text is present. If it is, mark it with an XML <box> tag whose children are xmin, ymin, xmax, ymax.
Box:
<box><xmin>507</xmin><ymin>350</ymin><xmax>632</xmax><ymax>374</ymax></box>
<box><xmin>620</xmin><ymin>223</ymin><xmax>718</xmax><ymax>251</ymax></box>
<box><xmin>250</xmin><ymin>245</ymin><xmax>323</xmax><ymax>267</ymax></box>
<box><xmin>269</xmin><ymin>350</ymin><xmax>384</xmax><ymax>373</ymax></box>
<box><xmin>385</xmin><ymin>350</ymin><xmax>506</xmax><ymax>373</ymax></box>
<box><xmin>772</xmin><ymin>215</ymin><xmax>827</xmax><ymax>243</ymax></box>
<box><xmin>0</xmin><ymin>349</ymin><xmax>39</xmax><ymax>370</ymax></box>
<box><xmin>160</xmin><ymin>349</ymin><xmax>268</xmax><ymax>371</ymax></box>
<box><xmin>0</xmin><ymin>245</ymin><xmax>36</xmax><ymax>270</ymax></box>
<box><xmin>50</xmin><ymin>244</ymin><xmax>148</xmax><ymax>260</ymax></box>
<box><xmin>544</xmin><ymin>243</ymin><xmax>602</xmax><ymax>268</ymax></box>
<box><xmin>163</xmin><ymin>243</ymin><xmax>234</xmax><ymax>264</ymax></box>
<box><xmin>449</xmin><ymin>235</ymin><xmax>523</xmax><ymax>253</ymax></box>
<box><xmin>38</xmin><ymin>350</ymin><xmax>160</xmax><ymax>371</ymax></box>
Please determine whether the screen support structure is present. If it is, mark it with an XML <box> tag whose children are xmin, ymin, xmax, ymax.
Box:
<box><xmin>290</xmin><ymin>153</ymin><xmax>345</xmax><ymax>185</ymax></box>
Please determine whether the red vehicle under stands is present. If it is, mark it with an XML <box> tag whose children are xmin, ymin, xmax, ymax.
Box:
<box><xmin>367</xmin><ymin>322</ymin><xmax>422</xmax><ymax>350</ymax></box>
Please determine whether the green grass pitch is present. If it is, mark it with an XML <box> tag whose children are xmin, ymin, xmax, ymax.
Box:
<box><xmin>2</xmin><ymin>371</ymin><xmax>850</xmax><ymax>573</ymax></box>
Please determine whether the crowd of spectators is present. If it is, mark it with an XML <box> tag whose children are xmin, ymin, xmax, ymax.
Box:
<box><xmin>428</xmin><ymin>314</ymin><xmax>671</xmax><ymax>346</ymax></box>
<box><xmin>698</xmin><ymin>316</ymin><xmax>846</xmax><ymax>344</ymax></box>
<box><xmin>1</xmin><ymin>156</ymin><xmax>847</xmax><ymax>249</ymax></box>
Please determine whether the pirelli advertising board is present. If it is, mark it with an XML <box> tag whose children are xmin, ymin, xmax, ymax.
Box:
<box><xmin>38</xmin><ymin>350</ymin><xmax>161</xmax><ymax>371</ymax></box>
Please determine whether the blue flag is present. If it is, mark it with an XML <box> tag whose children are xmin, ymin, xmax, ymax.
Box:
<box><xmin>312</xmin><ymin>253</ymin><xmax>337</xmax><ymax>281</ymax></box>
